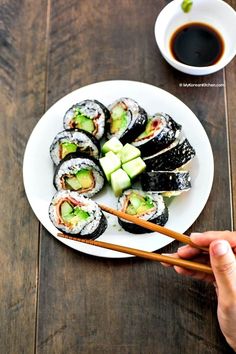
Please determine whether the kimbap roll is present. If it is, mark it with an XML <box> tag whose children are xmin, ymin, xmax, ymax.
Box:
<box><xmin>107</xmin><ymin>98</ymin><xmax>148</xmax><ymax>144</ymax></box>
<box><xmin>117</xmin><ymin>189</ymin><xmax>168</xmax><ymax>234</ymax></box>
<box><xmin>49</xmin><ymin>190</ymin><xmax>107</xmax><ymax>239</ymax></box>
<box><xmin>50</xmin><ymin>129</ymin><xmax>100</xmax><ymax>165</ymax></box>
<box><xmin>63</xmin><ymin>99</ymin><xmax>110</xmax><ymax>140</ymax></box>
<box><xmin>54</xmin><ymin>153</ymin><xmax>105</xmax><ymax>197</ymax></box>
<box><xmin>133</xmin><ymin>113</ymin><xmax>181</xmax><ymax>157</ymax></box>
<box><xmin>144</xmin><ymin>138</ymin><xmax>196</xmax><ymax>171</ymax></box>
<box><xmin>141</xmin><ymin>171</ymin><xmax>191</xmax><ymax>196</ymax></box>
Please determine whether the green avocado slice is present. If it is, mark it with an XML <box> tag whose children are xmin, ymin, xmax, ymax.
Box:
<box><xmin>73</xmin><ymin>207</ymin><xmax>90</xmax><ymax>220</ymax></box>
<box><xmin>136</xmin><ymin>117</ymin><xmax>162</xmax><ymax>140</ymax></box>
<box><xmin>76</xmin><ymin>169</ymin><xmax>94</xmax><ymax>189</ymax></box>
<box><xmin>60</xmin><ymin>201</ymin><xmax>90</xmax><ymax>224</ymax></box>
<box><xmin>61</xmin><ymin>142</ymin><xmax>77</xmax><ymax>159</ymax></box>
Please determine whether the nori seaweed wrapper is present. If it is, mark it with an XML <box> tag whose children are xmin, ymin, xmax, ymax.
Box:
<box><xmin>53</xmin><ymin>152</ymin><xmax>105</xmax><ymax>197</ymax></box>
<box><xmin>63</xmin><ymin>99</ymin><xmax>110</xmax><ymax>140</ymax></box>
<box><xmin>50</xmin><ymin>128</ymin><xmax>101</xmax><ymax>165</ymax></box>
<box><xmin>117</xmin><ymin>189</ymin><xmax>168</xmax><ymax>234</ymax></box>
<box><xmin>144</xmin><ymin>138</ymin><xmax>195</xmax><ymax>171</ymax></box>
<box><xmin>49</xmin><ymin>190</ymin><xmax>108</xmax><ymax>239</ymax></box>
<box><xmin>106</xmin><ymin>98</ymin><xmax>148</xmax><ymax>144</ymax></box>
<box><xmin>141</xmin><ymin>171</ymin><xmax>191</xmax><ymax>192</ymax></box>
<box><xmin>133</xmin><ymin>113</ymin><xmax>182</xmax><ymax>157</ymax></box>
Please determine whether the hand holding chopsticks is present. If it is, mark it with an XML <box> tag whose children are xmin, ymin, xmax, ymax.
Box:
<box><xmin>57</xmin><ymin>233</ymin><xmax>213</xmax><ymax>274</ymax></box>
<box><xmin>57</xmin><ymin>203</ymin><xmax>212</xmax><ymax>275</ymax></box>
<box><xmin>99</xmin><ymin>204</ymin><xmax>209</xmax><ymax>252</ymax></box>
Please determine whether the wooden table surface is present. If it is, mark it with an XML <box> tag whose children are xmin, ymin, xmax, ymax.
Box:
<box><xmin>1</xmin><ymin>0</ymin><xmax>236</xmax><ymax>353</ymax></box>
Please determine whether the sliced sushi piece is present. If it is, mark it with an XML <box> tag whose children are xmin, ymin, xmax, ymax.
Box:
<box><xmin>63</xmin><ymin>99</ymin><xmax>110</xmax><ymax>140</ymax></box>
<box><xmin>141</xmin><ymin>171</ymin><xmax>191</xmax><ymax>196</ymax></box>
<box><xmin>133</xmin><ymin>113</ymin><xmax>181</xmax><ymax>157</ymax></box>
<box><xmin>144</xmin><ymin>138</ymin><xmax>196</xmax><ymax>171</ymax></box>
<box><xmin>54</xmin><ymin>153</ymin><xmax>105</xmax><ymax>197</ymax></box>
<box><xmin>107</xmin><ymin>98</ymin><xmax>148</xmax><ymax>144</ymax></box>
<box><xmin>50</xmin><ymin>129</ymin><xmax>100</xmax><ymax>165</ymax></box>
<box><xmin>49</xmin><ymin>190</ymin><xmax>107</xmax><ymax>238</ymax></box>
<box><xmin>117</xmin><ymin>189</ymin><xmax>168</xmax><ymax>234</ymax></box>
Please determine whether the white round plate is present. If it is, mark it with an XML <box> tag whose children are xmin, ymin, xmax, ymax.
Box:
<box><xmin>23</xmin><ymin>80</ymin><xmax>214</xmax><ymax>258</ymax></box>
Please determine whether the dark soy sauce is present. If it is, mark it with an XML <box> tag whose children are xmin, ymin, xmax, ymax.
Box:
<box><xmin>170</xmin><ymin>22</ymin><xmax>224</xmax><ymax>67</ymax></box>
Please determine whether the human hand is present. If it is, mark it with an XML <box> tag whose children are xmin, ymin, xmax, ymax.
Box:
<box><xmin>162</xmin><ymin>231</ymin><xmax>236</xmax><ymax>351</ymax></box>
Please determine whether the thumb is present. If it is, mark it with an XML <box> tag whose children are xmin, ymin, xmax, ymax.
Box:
<box><xmin>210</xmin><ymin>240</ymin><xmax>236</xmax><ymax>297</ymax></box>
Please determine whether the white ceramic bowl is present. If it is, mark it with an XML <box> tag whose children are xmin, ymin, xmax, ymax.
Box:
<box><xmin>154</xmin><ymin>0</ymin><xmax>236</xmax><ymax>75</ymax></box>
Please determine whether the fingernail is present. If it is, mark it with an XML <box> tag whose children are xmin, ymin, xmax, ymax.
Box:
<box><xmin>212</xmin><ymin>240</ymin><xmax>229</xmax><ymax>256</ymax></box>
<box><xmin>178</xmin><ymin>245</ymin><xmax>188</xmax><ymax>250</ymax></box>
<box><xmin>191</xmin><ymin>232</ymin><xmax>202</xmax><ymax>237</ymax></box>
<box><xmin>162</xmin><ymin>253</ymin><xmax>174</xmax><ymax>257</ymax></box>
<box><xmin>190</xmin><ymin>232</ymin><xmax>202</xmax><ymax>241</ymax></box>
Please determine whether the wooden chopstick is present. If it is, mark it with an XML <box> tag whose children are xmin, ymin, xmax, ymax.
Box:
<box><xmin>99</xmin><ymin>204</ymin><xmax>208</xmax><ymax>252</ymax></box>
<box><xmin>57</xmin><ymin>233</ymin><xmax>213</xmax><ymax>274</ymax></box>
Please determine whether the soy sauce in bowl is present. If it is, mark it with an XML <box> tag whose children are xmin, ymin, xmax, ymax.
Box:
<box><xmin>170</xmin><ymin>22</ymin><xmax>224</xmax><ymax>67</ymax></box>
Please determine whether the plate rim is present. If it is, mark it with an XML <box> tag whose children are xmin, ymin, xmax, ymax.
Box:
<box><xmin>23</xmin><ymin>79</ymin><xmax>214</xmax><ymax>258</ymax></box>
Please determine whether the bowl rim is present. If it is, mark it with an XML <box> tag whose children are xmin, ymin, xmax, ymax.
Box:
<box><xmin>154</xmin><ymin>0</ymin><xmax>236</xmax><ymax>73</ymax></box>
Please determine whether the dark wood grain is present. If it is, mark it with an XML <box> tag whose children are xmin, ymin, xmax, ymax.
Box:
<box><xmin>225</xmin><ymin>58</ymin><xmax>236</xmax><ymax>228</ymax></box>
<box><xmin>0</xmin><ymin>0</ymin><xmax>49</xmax><ymax>353</ymax></box>
<box><xmin>35</xmin><ymin>1</ymin><xmax>235</xmax><ymax>354</ymax></box>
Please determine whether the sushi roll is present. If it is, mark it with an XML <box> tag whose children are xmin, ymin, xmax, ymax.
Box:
<box><xmin>49</xmin><ymin>190</ymin><xmax>107</xmax><ymax>239</ymax></box>
<box><xmin>63</xmin><ymin>99</ymin><xmax>110</xmax><ymax>140</ymax></box>
<box><xmin>144</xmin><ymin>138</ymin><xmax>196</xmax><ymax>171</ymax></box>
<box><xmin>107</xmin><ymin>98</ymin><xmax>148</xmax><ymax>144</ymax></box>
<box><xmin>54</xmin><ymin>153</ymin><xmax>105</xmax><ymax>197</ymax></box>
<box><xmin>133</xmin><ymin>113</ymin><xmax>181</xmax><ymax>157</ymax></box>
<box><xmin>117</xmin><ymin>189</ymin><xmax>168</xmax><ymax>234</ymax></box>
<box><xmin>50</xmin><ymin>129</ymin><xmax>100</xmax><ymax>165</ymax></box>
<box><xmin>141</xmin><ymin>171</ymin><xmax>191</xmax><ymax>196</ymax></box>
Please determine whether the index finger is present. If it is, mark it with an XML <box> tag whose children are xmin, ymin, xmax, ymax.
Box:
<box><xmin>190</xmin><ymin>231</ymin><xmax>236</xmax><ymax>249</ymax></box>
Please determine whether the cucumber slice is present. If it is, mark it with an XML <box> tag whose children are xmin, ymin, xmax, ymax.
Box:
<box><xmin>79</xmin><ymin>116</ymin><xmax>94</xmax><ymax>133</ymax></box>
<box><xmin>101</xmin><ymin>137</ymin><xmax>123</xmax><ymax>154</ymax></box>
<box><xmin>65</xmin><ymin>176</ymin><xmax>82</xmax><ymax>190</ymax></box>
<box><xmin>129</xmin><ymin>193</ymin><xmax>142</xmax><ymax>210</ymax></box>
<box><xmin>61</xmin><ymin>201</ymin><xmax>74</xmax><ymax>222</ymax></box>
<box><xmin>122</xmin><ymin>157</ymin><xmax>146</xmax><ymax>179</ymax></box>
<box><xmin>74</xmin><ymin>114</ymin><xmax>94</xmax><ymax>133</ymax></box>
<box><xmin>111</xmin><ymin>169</ymin><xmax>131</xmax><ymax>197</ymax></box>
<box><xmin>105</xmin><ymin>151</ymin><xmax>121</xmax><ymax>162</ymax></box>
<box><xmin>118</xmin><ymin>143</ymin><xmax>141</xmax><ymax>164</ymax></box>
<box><xmin>136</xmin><ymin>204</ymin><xmax>152</xmax><ymax>214</ymax></box>
<box><xmin>61</xmin><ymin>201</ymin><xmax>73</xmax><ymax>216</ymax></box>
<box><xmin>99</xmin><ymin>151</ymin><xmax>121</xmax><ymax>181</ymax></box>
<box><xmin>126</xmin><ymin>204</ymin><xmax>137</xmax><ymax>215</ymax></box>
<box><xmin>112</xmin><ymin>105</ymin><xmax>125</xmax><ymax>118</ymax></box>
<box><xmin>110</xmin><ymin>105</ymin><xmax>127</xmax><ymax>134</ymax></box>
